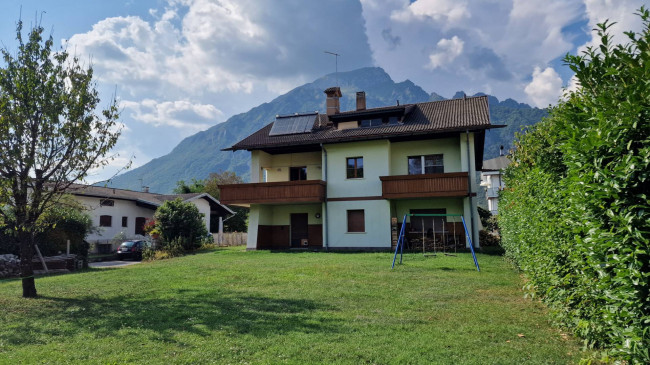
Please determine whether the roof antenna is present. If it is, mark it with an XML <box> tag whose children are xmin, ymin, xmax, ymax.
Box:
<box><xmin>324</xmin><ymin>51</ymin><xmax>340</xmax><ymax>87</ymax></box>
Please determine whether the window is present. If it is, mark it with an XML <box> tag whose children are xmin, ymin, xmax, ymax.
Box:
<box><xmin>100</xmin><ymin>199</ymin><xmax>114</xmax><ymax>207</ymax></box>
<box><xmin>359</xmin><ymin>116</ymin><xmax>400</xmax><ymax>127</ymax></box>
<box><xmin>346</xmin><ymin>157</ymin><xmax>364</xmax><ymax>178</ymax></box>
<box><xmin>347</xmin><ymin>210</ymin><xmax>365</xmax><ymax>232</ymax></box>
<box><xmin>121</xmin><ymin>216</ymin><xmax>128</xmax><ymax>227</ymax></box>
<box><xmin>135</xmin><ymin>217</ymin><xmax>146</xmax><ymax>236</ymax></box>
<box><xmin>408</xmin><ymin>154</ymin><xmax>443</xmax><ymax>174</ymax></box>
<box><xmin>387</xmin><ymin>116</ymin><xmax>400</xmax><ymax>125</ymax></box>
<box><xmin>99</xmin><ymin>215</ymin><xmax>112</xmax><ymax>227</ymax></box>
<box><xmin>360</xmin><ymin>118</ymin><xmax>383</xmax><ymax>127</ymax></box>
<box><xmin>290</xmin><ymin>166</ymin><xmax>307</xmax><ymax>181</ymax></box>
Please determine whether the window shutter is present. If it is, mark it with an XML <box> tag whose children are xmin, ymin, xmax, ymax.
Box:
<box><xmin>347</xmin><ymin>210</ymin><xmax>365</xmax><ymax>232</ymax></box>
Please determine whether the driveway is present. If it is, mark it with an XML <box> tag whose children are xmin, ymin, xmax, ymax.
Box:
<box><xmin>89</xmin><ymin>260</ymin><xmax>141</xmax><ymax>268</ymax></box>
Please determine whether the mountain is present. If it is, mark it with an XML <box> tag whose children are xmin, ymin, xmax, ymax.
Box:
<box><xmin>105</xmin><ymin>67</ymin><xmax>430</xmax><ymax>193</ymax></box>
<box><xmin>106</xmin><ymin>67</ymin><xmax>547</xmax><ymax>194</ymax></box>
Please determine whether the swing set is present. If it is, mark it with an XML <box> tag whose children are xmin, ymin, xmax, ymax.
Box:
<box><xmin>391</xmin><ymin>213</ymin><xmax>480</xmax><ymax>271</ymax></box>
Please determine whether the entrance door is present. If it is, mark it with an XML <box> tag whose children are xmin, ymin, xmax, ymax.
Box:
<box><xmin>290</xmin><ymin>213</ymin><xmax>308</xmax><ymax>248</ymax></box>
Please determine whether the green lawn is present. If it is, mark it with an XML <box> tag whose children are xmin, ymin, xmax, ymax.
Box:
<box><xmin>0</xmin><ymin>247</ymin><xmax>585</xmax><ymax>364</ymax></box>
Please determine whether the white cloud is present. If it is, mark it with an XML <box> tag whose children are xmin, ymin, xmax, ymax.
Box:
<box><xmin>524</xmin><ymin>66</ymin><xmax>563</xmax><ymax>107</ymax></box>
<box><xmin>122</xmin><ymin>99</ymin><xmax>223</xmax><ymax>130</ymax></box>
<box><xmin>580</xmin><ymin>0</ymin><xmax>645</xmax><ymax>53</ymax></box>
<box><xmin>392</xmin><ymin>0</ymin><xmax>470</xmax><ymax>25</ymax></box>
<box><xmin>427</xmin><ymin>36</ymin><xmax>464</xmax><ymax>69</ymax></box>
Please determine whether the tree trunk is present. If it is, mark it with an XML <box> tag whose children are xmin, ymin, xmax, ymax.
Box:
<box><xmin>19</xmin><ymin>231</ymin><xmax>37</xmax><ymax>298</ymax></box>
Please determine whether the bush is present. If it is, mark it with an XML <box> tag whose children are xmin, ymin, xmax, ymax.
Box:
<box><xmin>154</xmin><ymin>199</ymin><xmax>208</xmax><ymax>251</ymax></box>
<box><xmin>33</xmin><ymin>200</ymin><xmax>93</xmax><ymax>258</ymax></box>
<box><xmin>478</xmin><ymin>230</ymin><xmax>500</xmax><ymax>247</ymax></box>
<box><xmin>499</xmin><ymin>11</ymin><xmax>650</xmax><ymax>363</ymax></box>
<box><xmin>143</xmin><ymin>238</ymin><xmax>185</xmax><ymax>261</ymax></box>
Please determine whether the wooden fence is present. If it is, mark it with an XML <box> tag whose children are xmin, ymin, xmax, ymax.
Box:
<box><xmin>212</xmin><ymin>232</ymin><xmax>247</xmax><ymax>246</ymax></box>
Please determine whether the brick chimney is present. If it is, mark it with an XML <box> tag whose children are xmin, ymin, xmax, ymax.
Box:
<box><xmin>356</xmin><ymin>91</ymin><xmax>366</xmax><ymax>111</ymax></box>
<box><xmin>324</xmin><ymin>87</ymin><xmax>342</xmax><ymax>116</ymax></box>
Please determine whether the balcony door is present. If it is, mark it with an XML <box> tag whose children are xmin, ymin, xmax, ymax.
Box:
<box><xmin>290</xmin><ymin>213</ymin><xmax>309</xmax><ymax>248</ymax></box>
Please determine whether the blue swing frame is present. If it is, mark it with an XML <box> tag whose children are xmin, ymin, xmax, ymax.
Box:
<box><xmin>391</xmin><ymin>213</ymin><xmax>480</xmax><ymax>271</ymax></box>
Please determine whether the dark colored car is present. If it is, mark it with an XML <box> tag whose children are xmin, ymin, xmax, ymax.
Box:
<box><xmin>117</xmin><ymin>240</ymin><xmax>149</xmax><ymax>260</ymax></box>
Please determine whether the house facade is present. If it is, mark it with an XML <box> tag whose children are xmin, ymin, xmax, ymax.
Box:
<box><xmin>66</xmin><ymin>184</ymin><xmax>233</xmax><ymax>245</ymax></box>
<box><xmin>480</xmin><ymin>154</ymin><xmax>511</xmax><ymax>215</ymax></box>
<box><xmin>221</xmin><ymin>88</ymin><xmax>500</xmax><ymax>250</ymax></box>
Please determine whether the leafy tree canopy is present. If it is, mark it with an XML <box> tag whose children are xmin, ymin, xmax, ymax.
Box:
<box><xmin>0</xmin><ymin>20</ymin><xmax>121</xmax><ymax>297</ymax></box>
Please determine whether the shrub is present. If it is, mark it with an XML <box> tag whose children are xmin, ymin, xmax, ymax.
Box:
<box><xmin>154</xmin><ymin>199</ymin><xmax>208</xmax><ymax>251</ymax></box>
<box><xmin>478</xmin><ymin>230</ymin><xmax>500</xmax><ymax>247</ymax></box>
<box><xmin>499</xmin><ymin>11</ymin><xmax>650</xmax><ymax>363</ymax></box>
<box><xmin>143</xmin><ymin>238</ymin><xmax>185</xmax><ymax>261</ymax></box>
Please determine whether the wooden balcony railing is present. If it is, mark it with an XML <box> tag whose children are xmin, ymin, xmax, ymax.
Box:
<box><xmin>219</xmin><ymin>180</ymin><xmax>326</xmax><ymax>205</ymax></box>
<box><xmin>380</xmin><ymin>172</ymin><xmax>469</xmax><ymax>199</ymax></box>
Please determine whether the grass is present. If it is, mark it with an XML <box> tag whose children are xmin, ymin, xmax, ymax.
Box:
<box><xmin>0</xmin><ymin>247</ymin><xmax>585</xmax><ymax>364</ymax></box>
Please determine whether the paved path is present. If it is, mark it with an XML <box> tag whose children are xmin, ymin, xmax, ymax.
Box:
<box><xmin>89</xmin><ymin>260</ymin><xmax>141</xmax><ymax>268</ymax></box>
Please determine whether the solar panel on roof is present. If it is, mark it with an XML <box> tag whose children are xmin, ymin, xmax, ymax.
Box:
<box><xmin>269</xmin><ymin>113</ymin><xmax>317</xmax><ymax>136</ymax></box>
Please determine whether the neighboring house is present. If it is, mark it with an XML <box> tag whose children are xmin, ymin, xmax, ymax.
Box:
<box><xmin>66</xmin><ymin>184</ymin><xmax>233</xmax><ymax>245</ymax></box>
<box><xmin>220</xmin><ymin>88</ymin><xmax>503</xmax><ymax>251</ymax></box>
<box><xmin>480</xmin><ymin>153</ymin><xmax>511</xmax><ymax>215</ymax></box>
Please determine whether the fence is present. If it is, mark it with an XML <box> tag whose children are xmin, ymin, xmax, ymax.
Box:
<box><xmin>213</xmin><ymin>232</ymin><xmax>247</xmax><ymax>246</ymax></box>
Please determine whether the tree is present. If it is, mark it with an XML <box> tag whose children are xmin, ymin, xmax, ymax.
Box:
<box><xmin>173</xmin><ymin>171</ymin><xmax>248</xmax><ymax>232</ymax></box>
<box><xmin>173</xmin><ymin>179</ymin><xmax>204</xmax><ymax>194</ymax></box>
<box><xmin>0</xmin><ymin>21</ymin><xmax>121</xmax><ymax>297</ymax></box>
<box><xmin>203</xmin><ymin>171</ymin><xmax>243</xmax><ymax>200</ymax></box>
<box><xmin>154</xmin><ymin>198</ymin><xmax>207</xmax><ymax>251</ymax></box>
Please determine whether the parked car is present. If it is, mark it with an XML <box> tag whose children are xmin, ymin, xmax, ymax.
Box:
<box><xmin>117</xmin><ymin>240</ymin><xmax>149</xmax><ymax>261</ymax></box>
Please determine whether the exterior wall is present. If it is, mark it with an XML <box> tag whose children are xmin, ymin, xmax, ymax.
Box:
<box><xmin>246</xmin><ymin>203</ymin><xmax>323</xmax><ymax>249</ymax></box>
<box><xmin>325</xmin><ymin>140</ymin><xmax>390</xmax><ymax>198</ymax></box>
<box><xmin>250</xmin><ymin>150</ymin><xmax>272</xmax><ymax>183</ymax></box>
<box><xmin>75</xmin><ymin>195</ymin><xmax>213</xmax><ymax>243</ymax></box>
<box><xmin>389</xmin><ymin>137</ymin><xmax>461</xmax><ymax>175</ymax></box>
<box><xmin>252</xmin><ymin>150</ymin><xmax>322</xmax><ymax>183</ymax></box>
<box><xmin>326</xmin><ymin>200</ymin><xmax>392</xmax><ymax>248</ymax></box>
<box><xmin>188</xmin><ymin>198</ymin><xmax>211</xmax><ymax>232</ymax></box>
<box><xmin>75</xmin><ymin>196</ymin><xmax>155</xmax><ymax>242</ymax></box>
<box><xmin>246</xmin><ymin>133</ymin><xmax>482</xmax><ymax>249</ymax></box>
<box><xmin>392</xmin><ymin>197</ymin><xmax>464</xmax><ymax>224</ymax></box>
<box><xmin>459</xmin><ymin>132</ymin><xmax>480</xmax><ymax>247</ymax></box>
<box><xmin>246</xmin><ymin>204</ymin><xmax>272</xmax><ymax>249</ymax></box>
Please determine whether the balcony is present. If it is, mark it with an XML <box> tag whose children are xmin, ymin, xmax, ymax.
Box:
<box><xmin>380</xmin><ymin>172</ymin><xmax>469</xmax><ymax>199</ymax></box>
<box><xmin>219</xmin><ymin>180</ymin><xmax>326</xmax><ymax>205</ymax></box>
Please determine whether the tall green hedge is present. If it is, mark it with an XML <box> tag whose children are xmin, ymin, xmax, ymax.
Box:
<box><xmin>500</xmin><ymin>11</ymin><xmax>649</xmax><ymax>363</ymax></box>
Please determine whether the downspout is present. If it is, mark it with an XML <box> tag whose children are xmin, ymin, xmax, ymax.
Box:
<box><xmin>321</xmin><ymin>143</ymin><xmax>329</xmax><ymax>251</ymax></box>
<box><xmin>466</xmin><ymin>130</ymin><xmax>476</xmax><ymax>248</ymax></box>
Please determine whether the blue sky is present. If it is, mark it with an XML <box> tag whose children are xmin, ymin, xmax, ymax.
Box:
<box><xmin>0</xmin><ymin>0</ymin><xmax>645</xmax><ymax>182</ymax></box>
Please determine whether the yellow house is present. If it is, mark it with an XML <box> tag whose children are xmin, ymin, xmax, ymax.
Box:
<box><xmin>221</xmin><ymin>88</ymin><xmax>501</xmax><ymax>251</ymax></box>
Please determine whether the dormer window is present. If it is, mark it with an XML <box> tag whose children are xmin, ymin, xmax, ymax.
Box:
<box><xmin>360</xmin><ymin>118</ymin><xmax>383</xmax><ymax>127</ymax></box>
<box><xmin>359</xmin><ymin>116</ymin><xmax>401</xmax><ymax>128</ymax></box>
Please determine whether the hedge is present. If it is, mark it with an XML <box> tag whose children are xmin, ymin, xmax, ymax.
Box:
<box><xmin>499</xmin><ymin>10</ymin><xmax>649</xmax><ymax>363</ymax></box>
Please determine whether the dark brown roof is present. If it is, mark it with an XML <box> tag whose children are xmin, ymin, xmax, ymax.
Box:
<box><xmin>226</xmin><ymin>95</ymin><xmax>496</xmax><ymax>151</ymax></box>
